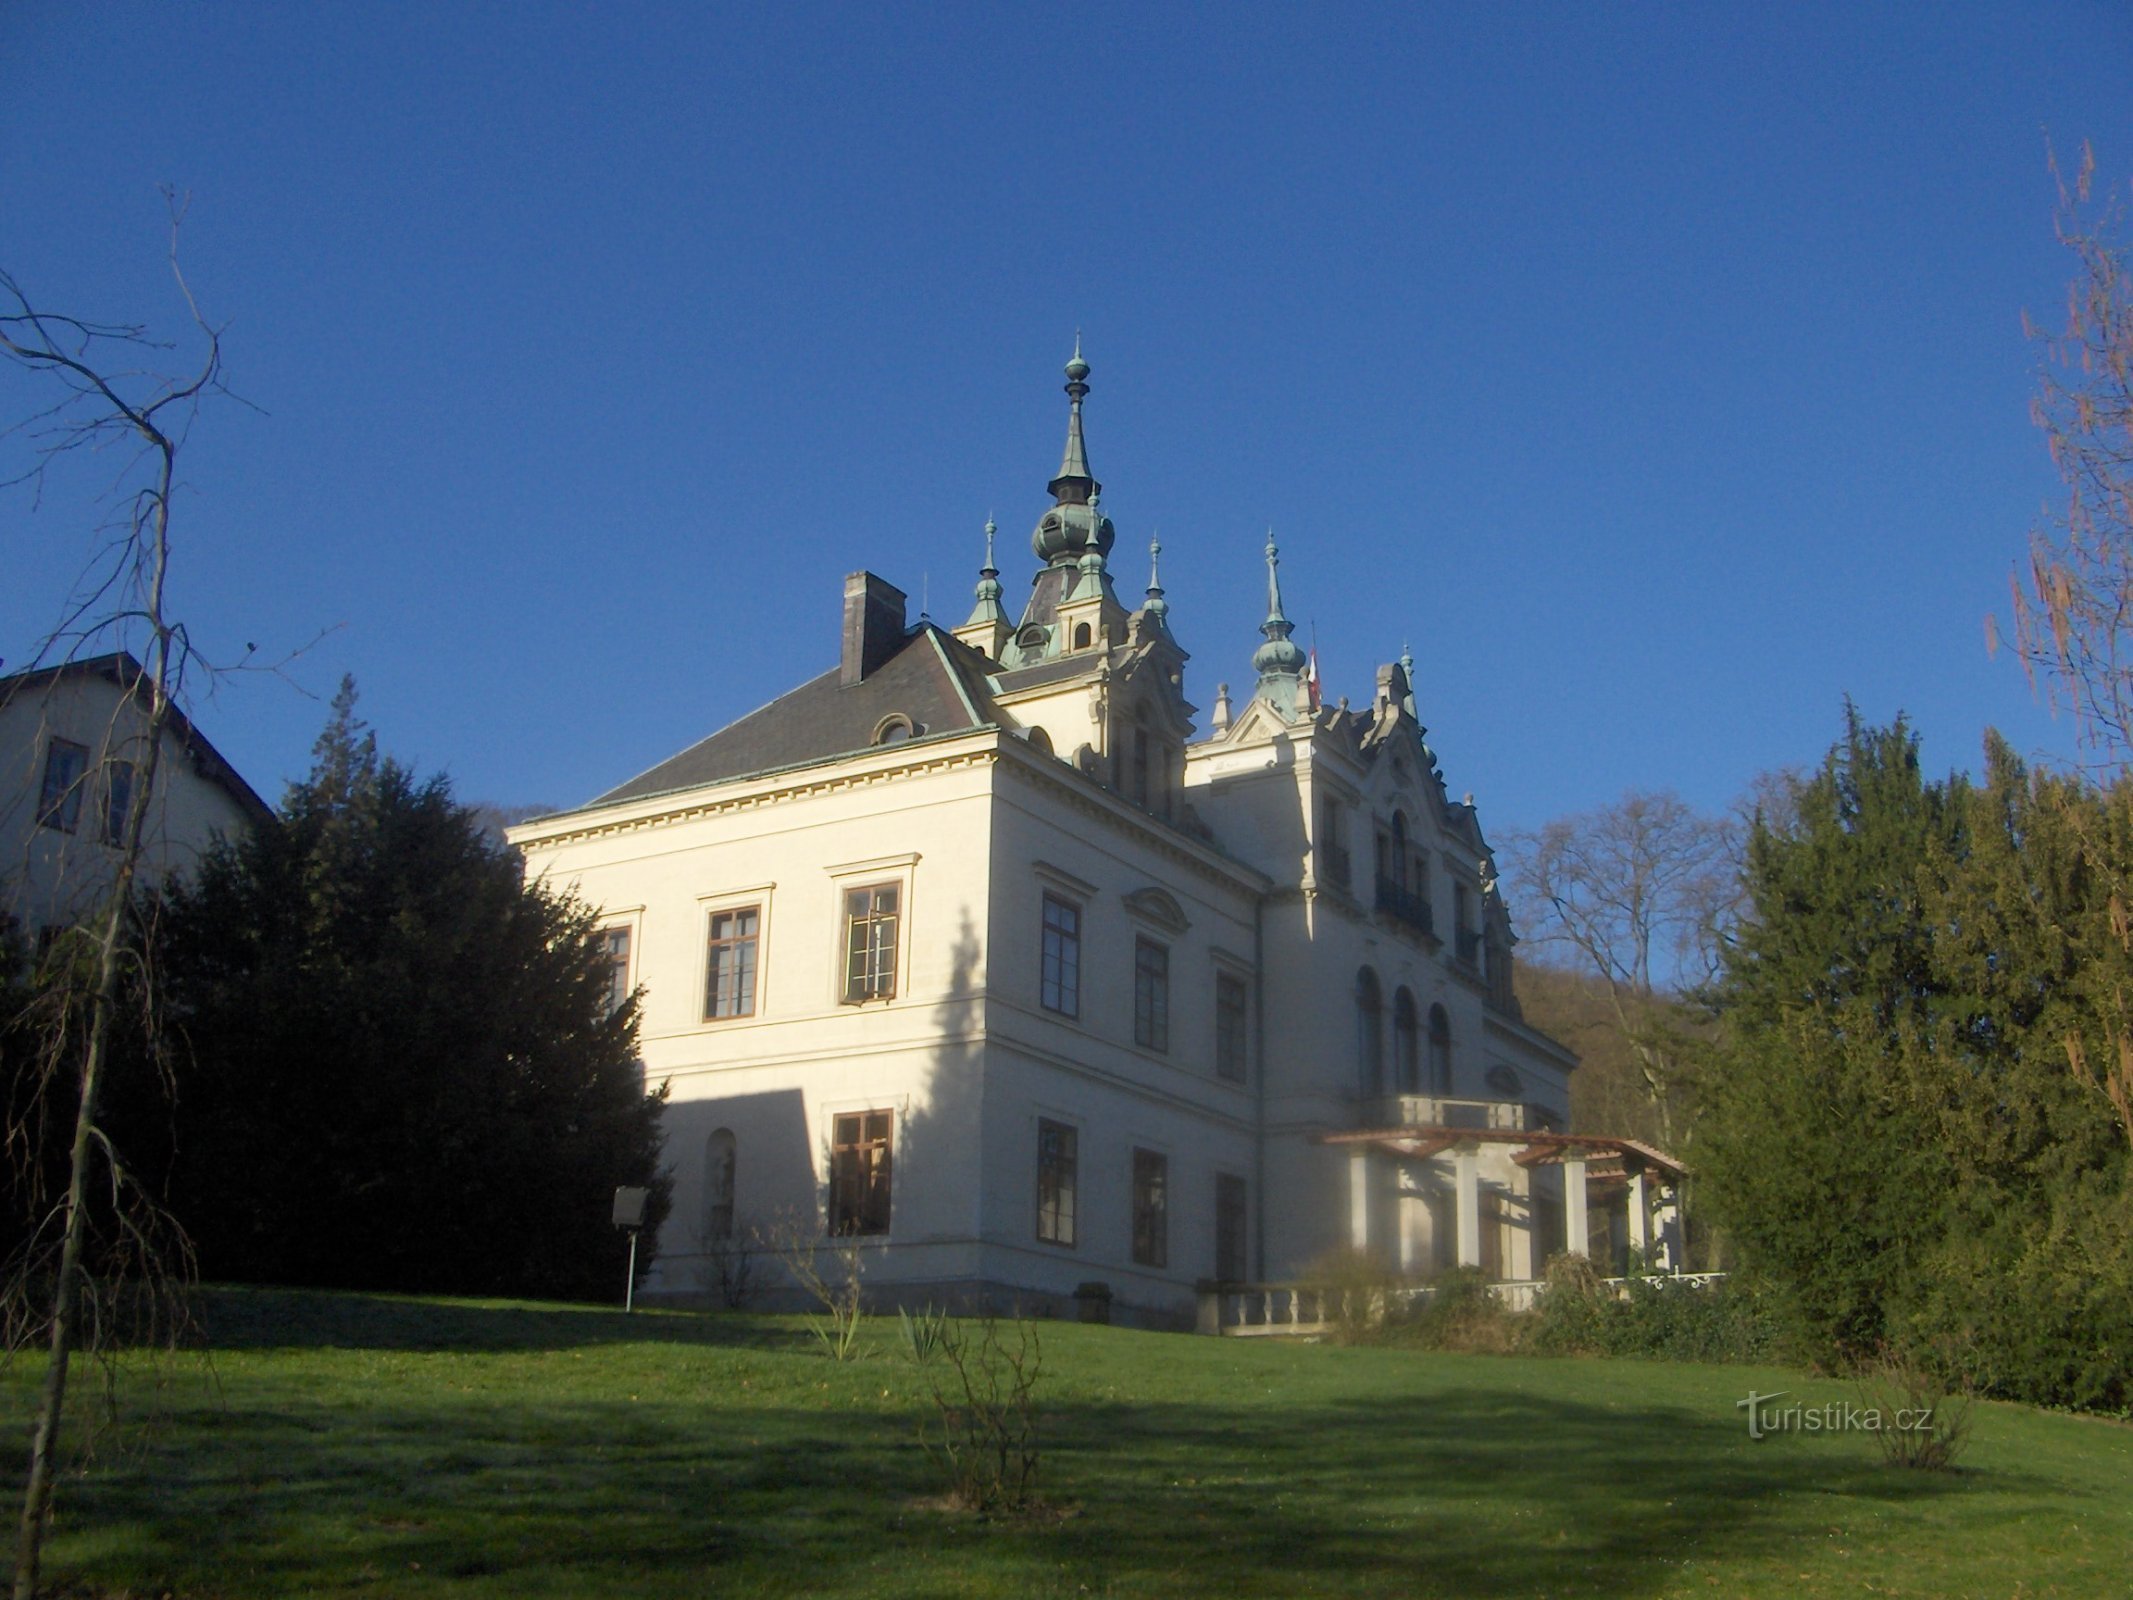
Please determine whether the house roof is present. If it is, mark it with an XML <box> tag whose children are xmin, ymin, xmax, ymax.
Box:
<box><xmin>0</xmin><ymin>650</ymin><xmax>272</xmax><ymax>823</ymax></box>
<box><xmin>580</xmin><ymin>626</ymin><xmax>1007</xmax><ymax>810</ymax></box>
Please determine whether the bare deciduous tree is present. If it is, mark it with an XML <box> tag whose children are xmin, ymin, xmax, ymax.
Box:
<box><xmin>2001</xmin><ymin>141</ymin><xmax>2133</xmax><ymax>768</ymax></box>
<box><xmin>1502</xmin><ymin>791</ymin><xmax>1737</xmax><ymax>1149</ymax></box>
<box><xmin>0</xmin><ymin>199</ymin><xmax>232</xmax><ymax>1600</ymax></box>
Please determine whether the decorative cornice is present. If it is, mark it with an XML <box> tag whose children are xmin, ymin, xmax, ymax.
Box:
<box><xmin>513</xmin><ymin>741</ymin><xmax>999</xmax><ymax>851</ymax></box>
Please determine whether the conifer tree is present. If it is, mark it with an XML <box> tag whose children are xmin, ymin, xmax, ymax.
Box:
<box><xmin>153</xmin><ymin>681</ymin><xmax>669</xmax><ymax>1300</ymax></box>
<box><xmin>1699</xmin><ymin>710</ymin><xmax>1969</xmax><ymax>1362</ymax></box>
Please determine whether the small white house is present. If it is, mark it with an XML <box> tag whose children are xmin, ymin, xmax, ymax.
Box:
<box><xmin>0</xmin><ymin>652</ymin><xmax>269</xmax><ymax>940</ymax></box>
<box><xmin>512</xmin><ymin>350</ymin><xmax>1637</xmax><ymax>1323</ymax></box>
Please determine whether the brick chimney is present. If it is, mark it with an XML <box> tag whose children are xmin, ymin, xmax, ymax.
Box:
<box><xmin>841</xmin><ymin>572</ymin><xmax>908</xmax><ymax>687</ymax></box>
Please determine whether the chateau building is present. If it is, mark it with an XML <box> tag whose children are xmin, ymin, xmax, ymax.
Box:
<box><xmin>511</xmin><ymin>350</ymin><xmax>1654</xmax><ymax>1321</ymax></box>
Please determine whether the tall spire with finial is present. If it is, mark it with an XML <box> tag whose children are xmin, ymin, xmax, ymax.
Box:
<box><xmin>963</xmin><ymin>515</ymin><xmax>1006</xmax><ymax>629</ymax></box>
<box><xmin>1076</xmin><ymin>484</ymin><xmax>1109</xmax><ymax>600</ymax></box>
<box><xmin>1143</xmin><ymin>532</ymin><xmax>1168</xmax><ymax>621</ymax></box>
<box><xmin>1252</xmin><ymin>531</ymin><xmax>1307</xmax><ymax>719</ymax></box>
<box><xmin>1048</xmin><ymin>335</ymin><xmax>1096</xmax><ymax>505</ymax></box>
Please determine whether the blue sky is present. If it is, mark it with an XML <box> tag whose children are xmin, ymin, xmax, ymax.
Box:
<box><xmin>4</xmin><ymin>3</ymin><xmax>2129</xmax><ymax>839</ymax></box>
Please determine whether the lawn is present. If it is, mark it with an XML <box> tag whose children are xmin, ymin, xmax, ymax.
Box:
<box><xmin>3</xmin><ymin>1288</ymin><xmax>2126</xmax><ymax>1598</ymax></box>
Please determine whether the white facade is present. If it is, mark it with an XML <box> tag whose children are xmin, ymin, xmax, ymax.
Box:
<box><xmin>512</xmin><ymin>354</ymin><xmax>1577</xmax><ymax>1323</ymax></box>
<box><xmin>0</xmin><ymin>653</ymin><xmax>267</xmax><ymax>937</ymax></box>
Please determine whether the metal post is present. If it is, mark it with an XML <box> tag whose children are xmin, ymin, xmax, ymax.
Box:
<box><xmin>624</xmin><ymin>1229</ymin><xmax>638</xmax><ymax>1314</ymax></box>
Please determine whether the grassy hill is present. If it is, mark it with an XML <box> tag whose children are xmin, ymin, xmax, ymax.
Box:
<box><xmin>4</xmin><ymin>1288</ymin><xmax>2126</xmax><ymax>1597</ymax></box>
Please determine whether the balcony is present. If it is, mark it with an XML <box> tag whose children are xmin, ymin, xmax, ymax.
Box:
<box><xmin>1373</xmin><ymin>877</ymin><xmax>1434</xmax><ymax>938</ymax></box>
<box><xmin>1372</xmin><ymin>1095</ymin><xmax>1528</xmax><ymax>1131</ymax></box>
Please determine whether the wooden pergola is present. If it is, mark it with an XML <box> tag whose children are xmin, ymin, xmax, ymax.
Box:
<box><xmin>1315</xmin><ymin>1124</ymin><xmax>1689</xmax><ymax>1272</ymax></box>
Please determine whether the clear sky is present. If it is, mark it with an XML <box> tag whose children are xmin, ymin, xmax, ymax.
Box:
<box><xmin>4</xmin><ymin>3</ymin><xmax>2129</xmax><ymax>840</ymax></box>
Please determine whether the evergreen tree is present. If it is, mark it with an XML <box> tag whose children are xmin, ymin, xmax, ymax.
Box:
<box><xmin>1699</xmin><ymin>710</ymin><xmax>1969</xmax><ymax>1362</ymax></box>
<box><xmin>154</xmin><ymin>680</ymin><xmax>668</xmax><ymax>1300</ymax></box>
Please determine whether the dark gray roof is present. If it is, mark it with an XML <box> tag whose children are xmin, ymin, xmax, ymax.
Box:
<box><xmin>581</xmin><ymin>627</ymin><xmax>1004</xmax><ymax>810</ymax></box>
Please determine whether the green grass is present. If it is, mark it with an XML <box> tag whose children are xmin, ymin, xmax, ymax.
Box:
<box><xmin>5</xmin><ymin>1287</ymin><xmax>2128</xmax><ymax>1597</ymax></box>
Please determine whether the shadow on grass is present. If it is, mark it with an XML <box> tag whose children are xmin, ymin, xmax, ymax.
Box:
<box><xmin>180</xmin><ymin>1284</ymin><xmax>812</xmax><ymax>1355</ymax></box>
<box><xmin>40</xmin><ymin>1359</ymin><xmax>1994</xmax><ymax>1599</ymax></box>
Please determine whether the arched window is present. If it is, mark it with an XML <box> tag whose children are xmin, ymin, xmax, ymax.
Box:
<box><xmin>1393</xmin><ymin>989</ymin><xmax>1420</xmax><ymax>1095</ymax></box>
<box><xmin>1355</xmin><ymin>968</ymin><xmax>1384</xmax><ymax>1100</ymax></box>
<box><xmin>1132</xmin><ymin>722</ymin><xmax>1151</xmax><ymax>808</ymax></box>
<box><xmin>1428</xmin><ymin>1004</ymin><xmax>1453</xmax><ymax>1096</ymax></box>
<box><xmin>705</xmin><ymin>1128</ymin><xmax>737</xmax><ymax>1243</ymax></box>
<box><xmin>1026</xmin><ymin>726</ymin><xmax>1054</xmax><ymax>756</ymax></box>
<box><xmin>1074</xmin><ymin>621</ymin><xmax>1093</xmax><ymax>650</ymax></box>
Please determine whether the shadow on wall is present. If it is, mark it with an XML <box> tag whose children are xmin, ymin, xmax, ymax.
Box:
<box><xmin>653</xmin><ymin>909</ymin><xmax>989</xmax><ymax>1312</ymax></box>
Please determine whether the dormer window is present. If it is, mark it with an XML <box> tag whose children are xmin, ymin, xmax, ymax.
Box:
<box><xmin>1073</xmin><ymin>622</ymin><xmax>1093</xmax><ymax>650</ymax></box>
<box><xmin>873</xmin><ymin>714</ymin><xmax>918</xmax><ymax>746</ymax></box>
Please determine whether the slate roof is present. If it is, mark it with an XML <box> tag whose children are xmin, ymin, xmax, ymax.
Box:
<box><xmin>581</xmin><ymin>627</ymin><xmax>1006</xmax><ymax>810</ymax></box>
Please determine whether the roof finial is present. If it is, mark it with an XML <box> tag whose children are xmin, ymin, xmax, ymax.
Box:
<box><xmin>1252</xmin><ymin>528</ymin><xmax>1307</xmax><ymax>716</ymax></box>
<box><xmin>964</xmin><ymin>514</ymin><xmax>1006</xmax><ymax>629</ymax></box>
<box><xmin>1143</xmin><ymin>531</ymin><xmax>1168</xmax><ymax>619</ymax></box>
<box><xmin>1049</xmin><ymin>336</ymin><xmax>1096</xmax><ymax>504</ymax></box>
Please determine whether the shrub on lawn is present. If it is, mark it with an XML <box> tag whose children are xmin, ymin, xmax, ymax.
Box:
<box><xmin>1298</xmin><ymin>1248</ymin><xmax>1398</xmax><ymax>1344</ymax></box>
<box><xmin>1857</xmin><ymin>1350</ymin><xmax>1973</xmax><ymax>1471</ymax></box>
<box><xmin>919</xmin><ymin>1311</ymin><xmax>1043</xmax><ymax>1514</ymax></box>
<box><xmin>1530</xmin><ymin>1253</ymin><xmax>1786</xmax><ymax>1363</ymax></box>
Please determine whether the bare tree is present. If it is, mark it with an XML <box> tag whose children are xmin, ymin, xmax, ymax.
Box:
<box><xmin>1501</xmin><ymin>791</ymin><xmax>1736</xmax><ymax>1149</ymax></box>
<box><xmin>2002</xmin><ymin>141</ymin><xmax>2133</xmax><ymax>768</ymax></box>
<box><xmin>0</xmin><ymin>199</ymin><xmax>232</xmax><ymax>1599</ymax></box>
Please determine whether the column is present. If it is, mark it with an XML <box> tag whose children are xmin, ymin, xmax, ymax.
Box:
<box><xmin>1626</xmin><ymin>1163</ymin><xmax>1650</xmax><ymax>1263</ymax></box>
<box><xmin>1348</xmin><ymin>1146</ymin><xmax>1370</xmax><ymax>1254</ymax></box>
<box><xmin>1563</xmin><ymin>1155</ymin><xmax>1590</xmax><ymax>1259</ymax></box>
<box><xmin>1454</xmin><ymin>1146</ymin><xmax>1481</xmax><ymax>1268</ymax></box>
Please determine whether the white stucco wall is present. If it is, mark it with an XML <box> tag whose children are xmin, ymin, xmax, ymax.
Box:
<box><xmin>0</xmin><ymin>665</ymin><xmax>259</xmax><ymax>933</ymax></box>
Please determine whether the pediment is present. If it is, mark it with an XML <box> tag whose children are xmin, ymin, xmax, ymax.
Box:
<box><xmin>1122</xmin><ymin>886</ymin><xmax>1191</xmax><ymax>934</ymax></box>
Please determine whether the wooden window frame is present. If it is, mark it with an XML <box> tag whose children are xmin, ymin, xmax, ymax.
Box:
<box><xmin>596</xmin><ymin>925</ymin><xmax>633</xmax><ymax>1017</ymax></box>
<box><xmin>1035</xmin><ymin>1118</ymin><xmax>1078</xmax><ymax>1247</ymax></box>
<box><xmin>704</xmin><ymin>904</ymin><xmax>762</xmax><ymax>1020</ymax></box>
<box><xmin>1040</xmin><ymin>893</ymin><xmax>1081</xmax><ymax>1018</ymax></box>
<box><xmin>1131</xmin><ymin>1147</ymin><xmax>1168</xmax><ymax>1269</ymax></box>
<box><xmin>101</xmin><ymin>759</ymin><xmax>137</xmax><ymax>847</ymax></box>
<box><xmin>1133</xmin><ymin>937</ymin><xmax>1170</xmax><ymax>1054</ymax></box>
<box><xmin>1214</xmin><ymin>972</ymin><xmax>1249</xmax><ymax>1084</ymax></box>
<box><xmin>37</xmin><ymin>738</ymin><xmax>87</xmax><ymax>834</ymax></box>
<box><xmin>841</xmin><ymin>882</ymin><xmax>901</xmax><ymax>1003</ymax></box>
<box><xmin>829</xmin><ymin>1109</ymin><xmax>893</xmax><ymax>1236</ymax></box>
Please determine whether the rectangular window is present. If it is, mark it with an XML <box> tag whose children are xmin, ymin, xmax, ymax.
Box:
<box><xmin>1215</xmin><ymin>1173</ymin><xmax>1249</xmax><ymax>1283</ymax></box>
<box><xmin>1131</xmin><ymin>1148</ymin><xmax>1168</xmax><ymax>1268</ymax></box>
<box><xmin>1133</xmin><ymin>938</ymin><xmax>1169</xmax><ymax>1053</ymax></box>
<box><xmin>1321</xmin><ymin>798</ymin><xmax>1351</xmax><ymax>888</ymax></box>
<box><xmin>705</xmin><ymin>905</ymin><xmax>761</xmax><ymax>1019</ymax></box>
<box><xmin>596</xmin><ymin>926</ymin><xmax>632</xmax><ymax>1015</ymax></box>
<box><xmin>1215</xmin><ymin>973</ymin><xmax>1248</xmax><ymax>1083</ymax></box>
<box><xmin>843</xmin><ymin>883</ymin><xmax>900</xmax><ymax>1002</ymax></box>
<box><xmin>37</xmin><ymin>740</ymin><xmax>87</xmax><ymax>834</ymax></box>
<box><xmin>1036</xmin><ymin>1119</ymin><xmax>1077</xmax><ymax>1246</ymax></box>
<box><xmin>1040</xmin><ymin>893</ymin><xmax>1080</xmax><ymax>1016</ymax></box>
<box><xmin>102</xmin><ymin>760</ymin><xmax>137</xmax><ymax>847</ymax></box>
<box><xmin>829</xmin><ymin>1109</ymin><xmax>893</xmax><ymax>1235</ymax></box>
